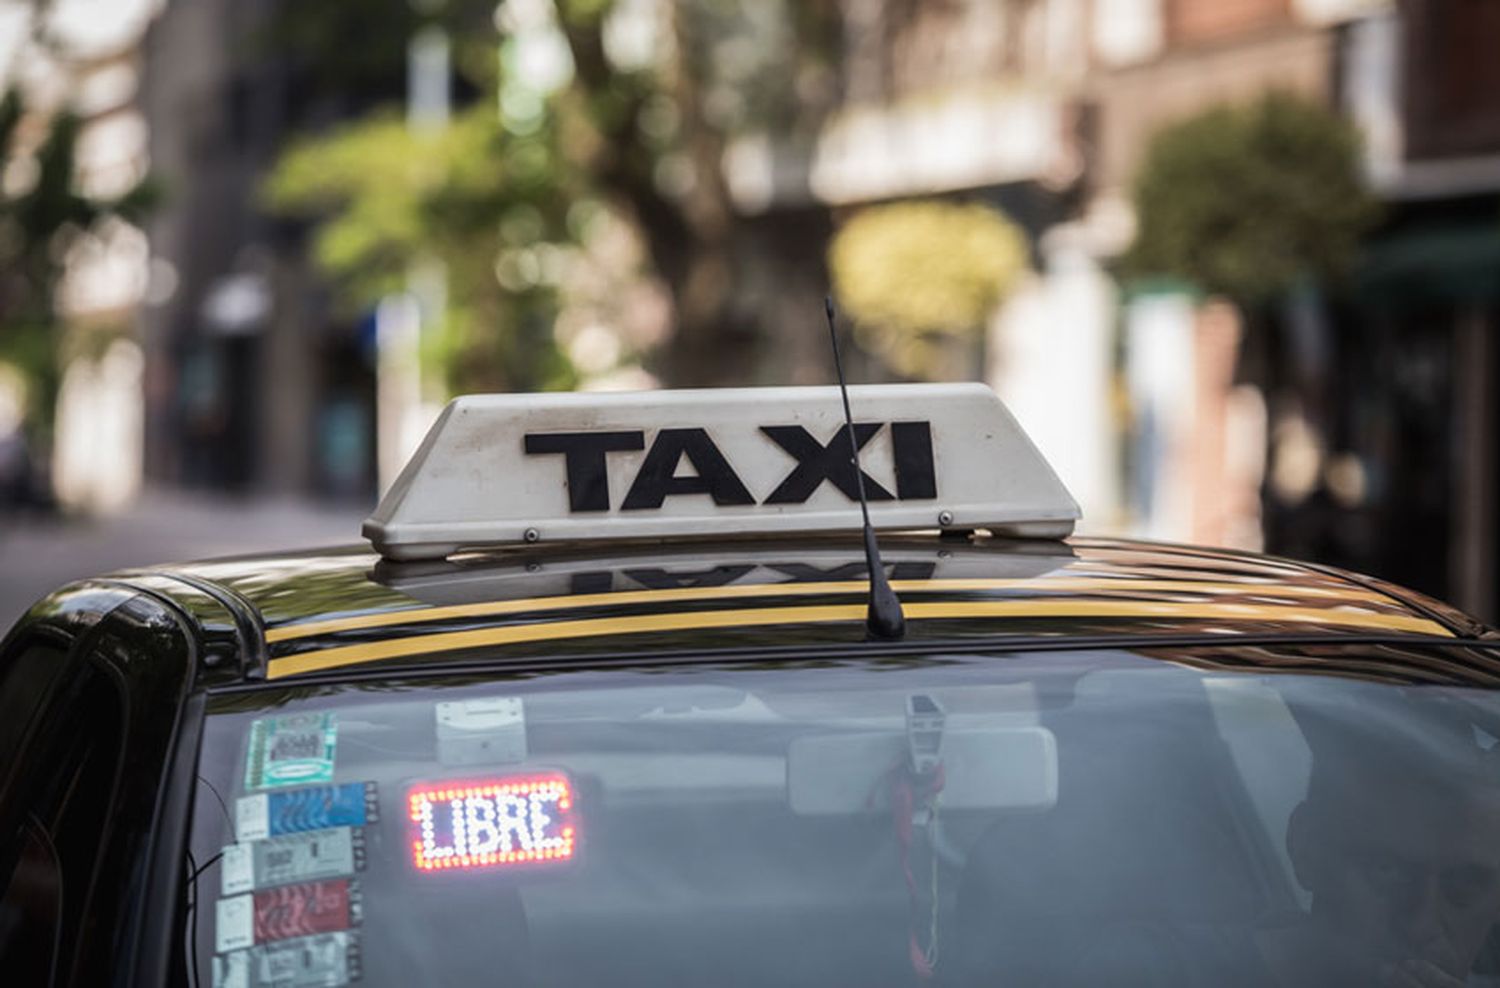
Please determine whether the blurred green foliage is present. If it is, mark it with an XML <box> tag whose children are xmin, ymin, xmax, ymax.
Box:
<box><xmin>266</xmin><ymin>103</ymin><xmax>580</xmax><ymax>393</ymax></box>
<box><xmin>265</xmin><ymin>0</ymin><xmax>842</xmax><ymax>389</ymax></box>
<box><xmin>1126</xmin><ymin>92</ymin><xmax>1377</xmax><ymax>303</ymax></box>
<box><xmin>828</xmin><ymin>200</ymin><xmax>1027</xmax><ymax>378</ymax></box>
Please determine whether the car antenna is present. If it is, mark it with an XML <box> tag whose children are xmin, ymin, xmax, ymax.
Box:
<box><xmin>825</xmin><ymin>296</ymin><xmax>906</xmax><ymax>640</ymax></box>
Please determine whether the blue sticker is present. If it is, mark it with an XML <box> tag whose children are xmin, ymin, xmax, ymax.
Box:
<box><xmin>237</xmin><ymin>783</ymin><xmax>378</xmax><ymax>842</ymax></box>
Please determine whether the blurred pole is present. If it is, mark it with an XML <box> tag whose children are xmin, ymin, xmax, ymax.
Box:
<box><xmin>375</xmin><ymin>295</ymin><xmax>422</xmax><ymax>491</ymax></box>
<box><xmin>376</xmin><ymin>14</ymin><xmax>451</xmax><ymax>493</ymax></box>
<box><xmin>1451</xmin><ymin>308</ymin><xmax>1496</xmax><ymax>623</ymax></box>
<box><xmin>408</xmin><ymin>256</ymin><xmax>448</xmax><ymax>413</ymax></box>
<box><xmin>408</xmin><ymin>24</ymin><xmax>452</xmax><ymax>133</ymax></box>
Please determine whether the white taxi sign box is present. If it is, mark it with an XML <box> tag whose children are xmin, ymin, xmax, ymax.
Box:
<box><xmin>364</xmin><ymin>383</ymin><xmax>1080</xmax><ymax>560</ymax></box>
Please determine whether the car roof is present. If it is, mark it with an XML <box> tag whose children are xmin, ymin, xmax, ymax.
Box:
<box><xmin>111</xmin><ymin>533</ymin><xmax>1495</xmax><ymax>687</ymax></box>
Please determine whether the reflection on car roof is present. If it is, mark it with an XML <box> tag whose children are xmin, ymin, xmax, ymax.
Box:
<box><xmin>151</xmin><ymin>535</ymin><xmax>1485</xmax><ymax>683</ymax></box>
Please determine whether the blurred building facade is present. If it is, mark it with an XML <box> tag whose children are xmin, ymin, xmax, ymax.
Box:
<box><xmin>0</xmin><ymin>0</ymin><xmax>160</xmax><ymax>513</ymax></box>
<box><xmin>17</xmin><ymin>0</ymin><xmax>1496</xmax><ymax>619</ymax></box>
<box><xmin>1329</xmin><ymin>0</ymin><xmax>1500</xmax><ymax>620</ymax></box>
<box><xmin>50</xmin><ymin>35</ymin><xmax>152</xmax><ymax>516</ymax></box>
<box><xmin>728</xmin><ymin>0</ymin><xmax>1500</xmax><ymax>620</ymax></box>
<box><xmin>138</xmin><ymin>0</ymin><xmax>379</xmax><ymax>502</ymax></box>
<box><xmin>1088</xmin><ymin>0</ymin><xmax>1500</xmax><ymax>621</ymax></box>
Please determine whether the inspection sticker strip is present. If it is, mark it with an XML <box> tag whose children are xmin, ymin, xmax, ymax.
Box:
<box><xmin>245</xmin><ymin>713</ymin><xmax>338</xmax><ymax>790</ymax></box>
<box><xmin>212</xmin><ymin>931</ymin><xmax>361</xmax><ymax>988</ymax></box>
<box><xmin>220</xmin><ymin>827</ymin><xmax>364</xmax><ymax>896</ymax></box>
<box><xmin>215</xmin><ymin>878</ymin><xmax>361</xmax><ymax>953</ymax></box>
<box><xmin>236</xmin><ymin>782</ymin><xmax>379</xmax><ymax>842</ymax></box>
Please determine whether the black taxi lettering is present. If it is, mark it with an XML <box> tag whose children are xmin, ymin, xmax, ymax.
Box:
<box><xmin>523</xmin><ymin>431</ymin><xmax>645</xmax><ymax>512</ymax></box>
<box><xmin>524</xmin><ymin>422</ymin><xmax>937</xmax><ymax>512</ymax></box>
<box><xmin>620</xmin><ymin>428</ymin><xmax>756</xmax><ymax>510</ymax></box>
<box><xmin>760</xmin><ymin>424</ymin><xmax>893</xmax><ymax>503</ymax></box>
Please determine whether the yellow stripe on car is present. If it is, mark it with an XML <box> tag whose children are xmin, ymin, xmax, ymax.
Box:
<box><xmin>264</xmin><ymin>577</ymin><xmax>1398</xmax><ymax>643</ymax></box>
<box><xmin>265</xmin><ymin>599</ymin><xmax>1451</xmax><ymax>680</ymax></box>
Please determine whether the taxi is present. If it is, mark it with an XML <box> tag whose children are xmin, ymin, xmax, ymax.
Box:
<box><xmin>3</xmin><ymin>383</ymin><xmax>1500</xmax><ymax>987</ymax></box>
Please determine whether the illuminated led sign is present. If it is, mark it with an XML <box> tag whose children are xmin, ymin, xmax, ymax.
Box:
<box><xmin>407</xmin><ymin>774</ymin><xmax>577</xmax><ymax>872</ymax></box>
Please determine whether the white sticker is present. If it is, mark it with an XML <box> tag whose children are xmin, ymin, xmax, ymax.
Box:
<box><xmin>437</xmin><ymin>696</ymin><xmax>524</xmax><ymax>731</ymax></box>
<box><xmin>236</xmin><ymin>794</ymin><xmax>270</xmax><ymax>842</ymax></box>
<box><xmin>223</xmin><ymin>828</ymin><xmax>360</xmax><ymax>893</ymax></box>
<box><xmin>215</xmin><ymin>894</ymin><xmax>255</xmax><ymax>953</ymax></box>
<box><xmin>436</xmin><ymin>695</ymin><xmax>526</xmax><ymax>765</ymax></box>
<box><xmin>221</xmin><ymin>844</ymin><xmax>255</xmax><ymax>896</ymax></box>
<box><xmin>214</xmin><ymin>933</ymin><xmax>356</xmax><ymax>988</ymax></box>
<box><xmin>212</xmin><ymin>950</ymin><xmax>249</xmax><ymax>988</ymax></box>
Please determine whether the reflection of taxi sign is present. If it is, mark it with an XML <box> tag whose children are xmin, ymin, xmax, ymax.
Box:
<box><xmin>365</xmin><ymin>384</ymin><xmax>1079</xmax><ymax>560</ymax></box>
<box><xmin>408</xmin><ymin>774</ymin><xmax>577</xmax><ymax>872</ymax></box>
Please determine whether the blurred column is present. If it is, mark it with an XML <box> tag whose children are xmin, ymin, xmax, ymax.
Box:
<box><xmin>1123</xmin><ymin>290</ymin><xmax>1197</xmax><ymax>541</ymax></box>
<box><xmin>1341</xmin><ymin>9</ymin><xmax>1403</xmax><ymax>189</ymax></box>
<box><xmin>376</xmin><ymin>12</ymin><xmax>450</xmax><ymax>493</ymax></box>
<box><xmin>1452</xmin><ymin>308</ymin><xmax>1496</xmax><ymax>623</ymax></box>
<box><xmin>376</xmin><ymin>294</ymin><xmax>427</xmax><ymax>491</ymax></box>
<box><xmin>1189</xmin><ymin>300</ymin><xmax>1264</xmax><ymax>550</ymax></box>
<box><xmin>408</xmin><ymin>22</ymin><xmax>451</xmax><ymax>133</ymax></box>
<box><xmin>261</xmin><ymin>256</ymin><xmax>315</xmax><ymax>495</ymax></box>
<box><xmin>843</xmin><ymin>0</ymin><xmax>886</xmax><ymax>103</ymax></box>
<box><xmin>990</xmin><ymin>242</ymin><xmax>1120</xmax><ymax>529</ymax></box>
<box><xmin>52</xmin><ymin>340</ymin><xmax>145</xmax><ymax>514</ymax></box>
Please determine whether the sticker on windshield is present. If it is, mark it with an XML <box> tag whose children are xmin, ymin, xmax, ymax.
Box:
<box><xmin>221</xmin><ymin>827</ymin><xmax>364</xmax><ymax>895</ymax></box>
<box><xmin>236</xmin><ymin>782</ymin><xmax>378</xmax><ymax>842</ymax></box>
<box><xmin>408</xmin><ymin>773</ymin><xmax>577</xmax><ymax>872</ymax></box>
<box><xmin>436</xmin><ymin>695</ymin><xmax>527</xmax><ymax>765</ymax></box>
<box><xmin>215</xmin><ymin>893</ymin><xmax>256</xmax><ymax>953</ymax></box>
<box><xmin>214</xmin><ymin>880</ymin><xmax>360</xmax><ymax>953</ymax></box>
<box><xmin>212</xmin><ymin>931</ymin><xmax>361</xmax><ymax>988</ymax></box>
<box><xmin>245</xmin><ymin>713</ymin><xmax>338</xmax><ymax>790</ymax></box>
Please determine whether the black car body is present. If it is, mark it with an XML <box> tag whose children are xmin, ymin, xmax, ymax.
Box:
<box><xmin>4</xmin><ymin>532</ymin><xmax>1500</xmax><ymax>986</ymax></box>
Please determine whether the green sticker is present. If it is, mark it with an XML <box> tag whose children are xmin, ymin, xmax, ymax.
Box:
<box><xmin>245</xmin><ymin>713</ymin><xmax>338</xmax><ymax>790</ymax></box>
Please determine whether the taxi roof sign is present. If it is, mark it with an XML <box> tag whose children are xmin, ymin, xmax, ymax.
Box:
<box><xmin>364</xmin><ymin>384</ymin><xmax>1080</xmax><ymax>560</ymax></box>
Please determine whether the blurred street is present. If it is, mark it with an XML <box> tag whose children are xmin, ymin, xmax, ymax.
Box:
<box><xmin>0</xmin><ymin>491</ymin><xmax>362</xmax><ymax>627</ymax></box>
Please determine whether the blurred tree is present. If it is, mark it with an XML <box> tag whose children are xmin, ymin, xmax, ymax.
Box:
<box><xmin>550</xmin><ymin>0</ymin><xmax>840</xmax><ymax>383</ymax></box>
<box><xmin>0</xmin><ymin>89</ymin><xmax>158</xmax><ymax>438</ymax></box>
<box><xmin>265</xmin><ymin>0</ymin><xmax>843</xmax><ymax>389</ymax></box>
<box><xmin>266</xmin><ymin>103</ymin><xmax>580</xmax><ymax>393</ymax></box>
<box><xmin>828</xmin><ymin>200</ymin><xmax>1027</xmax><ymax>379</ymax></box>
<box><xmin>1126</xmin><ymin>92</ymin><xmax>1377</xmax><ymax>304</ymax></box>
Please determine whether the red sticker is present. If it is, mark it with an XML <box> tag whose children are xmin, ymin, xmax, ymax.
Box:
<box><xmin>407</xmin><ymin>773</ymin><xmax>577</xmax><ymax>872</ymax></box>
<box><xmin>253</xmin><ymin>879</ymin><xmax>358</xmax><ymax>943</ymax></box>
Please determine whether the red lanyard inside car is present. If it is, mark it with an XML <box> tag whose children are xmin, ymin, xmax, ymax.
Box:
<box><xmin>891</xmin><ymin>760</ymin><xmax>945</xmax><ymax>980</ymax></box>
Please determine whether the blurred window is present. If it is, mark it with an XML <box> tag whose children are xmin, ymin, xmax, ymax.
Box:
<box><xmin>1404</xmin><ymin>0</ymin><xmax>1500</xmax><ymax>157</ymax></box>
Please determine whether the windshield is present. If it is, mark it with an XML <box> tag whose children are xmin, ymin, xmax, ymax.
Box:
<box><xmin>184</xmin><ymin>647</ymin><xmax>1500</xmax><ymax>987</ymax></box>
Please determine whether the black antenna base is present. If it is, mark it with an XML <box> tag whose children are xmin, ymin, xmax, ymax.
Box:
<box><xmin>862</xmin><ymin>527</ymin><xmax>907</xmax><ymax>640</ymax></box>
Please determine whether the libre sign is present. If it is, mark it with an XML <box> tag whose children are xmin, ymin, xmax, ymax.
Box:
<box><xmin>407</xmin><ymin>774</ymin><xmax>577</xmax><ymax>872</ymax></box>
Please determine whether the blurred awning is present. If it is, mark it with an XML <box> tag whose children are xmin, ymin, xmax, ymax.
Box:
<box><xmin>1355</xmin><ymin>223</ymin><xmax>1500</xmax><ymax>309</ymax></box>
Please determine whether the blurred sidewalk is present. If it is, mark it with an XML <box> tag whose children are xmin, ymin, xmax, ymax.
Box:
<box><xmin>0</xmin><ymin>488</ymin><xmax>366</xmax><ymax>628</ymax></box>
